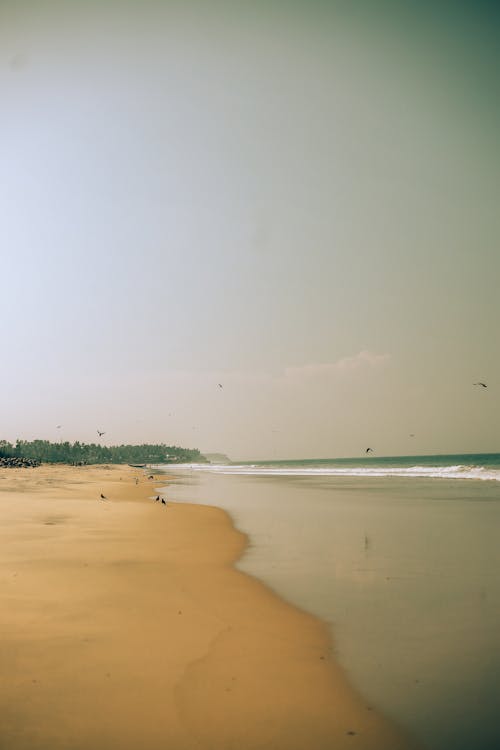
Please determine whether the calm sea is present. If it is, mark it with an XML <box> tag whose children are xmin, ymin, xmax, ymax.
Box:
<box><xmin>156</xmin><ymin>454</ymin><xmax>500</xmax><ymax>750</ymax></box>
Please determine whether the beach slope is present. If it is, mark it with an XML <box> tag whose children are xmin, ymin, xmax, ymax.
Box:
<box><xmin>0</xmin><ymin>465</ymin><xmax>415</xmax><ymax>750</ymax></box>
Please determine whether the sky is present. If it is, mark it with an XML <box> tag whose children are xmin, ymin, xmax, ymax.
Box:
<box><xmin>1</xmin><ymin>0</ymin><xmax>499</xmax><ymax>460</ymax></box>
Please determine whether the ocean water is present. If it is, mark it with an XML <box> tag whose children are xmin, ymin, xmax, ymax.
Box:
<box><xmin>157</xmin><ymin>454</ymin><xmax>500</xmax><ymax>750</ymax></box>
<box><xmin>177</xmin><ymin>452</ymin><xmax>500</xmax><ymax>481</ymax></box>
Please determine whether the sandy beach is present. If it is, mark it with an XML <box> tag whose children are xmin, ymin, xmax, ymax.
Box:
<box><xmin>0</xmin><ymin>465</ymin><xmax>414</xmax><ymax>750</ymax></box>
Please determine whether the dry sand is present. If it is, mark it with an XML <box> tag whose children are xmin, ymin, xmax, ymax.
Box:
<box><xmin>0</xmin><ymin>465</ymin><xmax>416</xmax><ymax>750</ymax></box>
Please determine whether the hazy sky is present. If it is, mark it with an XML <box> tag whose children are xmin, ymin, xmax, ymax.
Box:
<box><xmin>1</xmin><ymin>1</ymin><xmax>499</xmax><ymax>459</ymax></box>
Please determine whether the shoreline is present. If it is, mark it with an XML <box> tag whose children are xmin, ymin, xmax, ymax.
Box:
<box><xmin>0</xmin><ymin>464</ymin><xmax>416</xmax><ymax>749</ymax></box>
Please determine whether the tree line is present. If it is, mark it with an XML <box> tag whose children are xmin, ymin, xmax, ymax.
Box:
<box><xmin>0</xmin><ymin>439</ymin><xmax>206</xmax><ymax>465</ymax></box>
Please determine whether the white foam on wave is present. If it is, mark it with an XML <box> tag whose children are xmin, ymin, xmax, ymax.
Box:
<box><xmin>161</xmin><ymin>463</ymin><xmax>500</xmax><ymax>481</ymax></box>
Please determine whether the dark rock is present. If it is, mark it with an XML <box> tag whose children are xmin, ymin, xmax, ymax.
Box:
<box><xmin>0</xmin><ymin>456</ymin><xmax>41</xmax><ymax>468</ymax></box>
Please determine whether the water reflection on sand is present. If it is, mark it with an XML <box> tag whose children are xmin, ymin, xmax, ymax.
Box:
<box><xmin>161</xmin><ymin>470</ymin><xmax>500</xmax><ymax>750</ymax></box>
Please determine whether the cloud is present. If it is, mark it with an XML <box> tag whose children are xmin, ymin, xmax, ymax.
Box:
<box><xmin>131</xmin><ymin>350</ymin><xmax>391</xmax><ymax>389</ymax></box>
<box><xmin>283</xmin><ymin>350</ymin><xmax>391</xmax><ymax>381</ymax></box>
<box><xmin>107</xmin><ymin>351</ymin><xmax>391</xmax><ymax>399</ymax></box>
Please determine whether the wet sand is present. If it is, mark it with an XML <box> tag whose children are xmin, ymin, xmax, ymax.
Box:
<box><xmin>0</xmin><ymin>465</ymin><xmax>415</xmax><ymax>750</ymax></box>
<box><xmin>162</xmin><ymin>469</ymin><xmax>500</xmax><ymax>750</ymax></box>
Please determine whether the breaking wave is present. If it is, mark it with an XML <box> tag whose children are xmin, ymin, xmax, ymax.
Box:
<box><xmin>162</xmin><ymin>462</ymin><xmax>500</xmax><ymax>481</ymax></box>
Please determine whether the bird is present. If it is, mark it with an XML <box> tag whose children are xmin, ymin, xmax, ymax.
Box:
<box><xmin>409</xmin><ymin>434</ymin><xmax>415</xmax><ymax>437</ymax></box>
<box><xmin>218</xmin><ymin>383</ymin><xmax>223</xmax><ymax>389</ymax></box>
<box><xmin>155</xmin><ymin>496</ymin><xmax>160</xmax><ymax>502</ymax></box>
<box><xmin>100</xmin><ymin>493</ymin><xmax>107</xmax><ymax>500</ymax></box>
<box><xmin>56</xmin><ymin>425</ymin><xmax>62</xmax><ymax>429</ymax></box>
<box><xmin>473</xmin><ymin>382</ymin><xmax>487</xmax><ymax>388</ymax></box>
<box><xmin>97</xmin><ymin>430</ymin><xmax>106</xmax><ymax>437</ymax></box>
<box><xmin>365</xmin><ymin>448</ymin><xmax>373</xmax><ymax>454</ymax></box>
<box><xmin>161</xmin><ymin>498</ymin><xmax>166</xmax><ymax>505</ymax></box>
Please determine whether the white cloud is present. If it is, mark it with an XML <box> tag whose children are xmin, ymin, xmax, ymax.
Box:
<box><xmin>283</xmin><ymin>350</ymin><xmax>391</xmax><ymax>381</ymax></box>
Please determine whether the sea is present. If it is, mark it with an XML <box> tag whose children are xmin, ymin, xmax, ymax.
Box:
<box><xmin>156</xmin><ymin>453</ymin><xmax>500</xmax><ymax>750</ymax></box>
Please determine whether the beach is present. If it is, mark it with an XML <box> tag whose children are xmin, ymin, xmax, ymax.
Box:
<box><xmin>0</xmin><ymin>464</ymin><xmax>414</xmax><ymax>750</ymax></box>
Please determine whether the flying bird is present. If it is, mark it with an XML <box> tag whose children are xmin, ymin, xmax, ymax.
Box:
<box><xmin>473</xmin><ymin>382</ymin><xmax>487</xmax><ymax>388</ymax></box>
<box><xmin>365</xmin><ymin>448</ymin><xmax>373</xmax><ymax>454</ymax></box>
<box><xmin>97</xmin><ymin>430</ymin><xmax>106</xmax><ymax>437</ymax></box>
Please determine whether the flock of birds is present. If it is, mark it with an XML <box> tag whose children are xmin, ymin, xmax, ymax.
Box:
<box><xmin>222</xmin><ymin>380</ymin><xmax>489</xmax><ymax>457</ymax></box>
<box><xmin>60</xmin><ymin>379</ymin><xmax>490</xmax><ymax>496</ymax></box>
<box><xmin>220</xmin><ymin>380</ymin><xmax>488</xmax><ymax>456</ymax></box>
<box><xmin>364</xmin><ymin>381</ymin><xmax>488</xmax><ymax>455</ymax></box>
<box><xmin>100</xmin><ymin>479</ymin><xmax>166</xmax><ymax>505</ymax></box>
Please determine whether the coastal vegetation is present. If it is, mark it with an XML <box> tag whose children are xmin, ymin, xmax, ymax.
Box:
<box><xmin>0</xmin><ymin>440</ymin><xmax>205</xmax><ymax>466</ymax></box>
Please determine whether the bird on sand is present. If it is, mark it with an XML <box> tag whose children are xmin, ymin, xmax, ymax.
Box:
<box><xmin>161</xmin><ymin>498</ymin><xmax>167</xmax><ymax>505</ymax></box>
<box><xmin>100</xmin><ymin>493</ymin><xmax>107</xmax><ymax>500</ymax></box>
<box><xmin>365</xmin><ymin>448</ymin><xmax>373</xmax><ymax>454</ymax></box>
<box><xmin>155</xmin><ymin>496</ymin><xmax>160</xmax><ymax>502</ymax></box>
<box><xmin>473</xmin><ymin>382</ymin><xmax>487</xmax><ymax>388</ymax></box>
<box><xmin>97</xmin><ymin>430</ymin><xmax>105</xmax><ymax>437</ymax></box>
